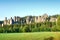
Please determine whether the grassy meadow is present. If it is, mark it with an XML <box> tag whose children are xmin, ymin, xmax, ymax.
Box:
<box><xmin>0</xmin><ymin>32</ymin><xmax>60</xmax><ymax>40</ymax></box>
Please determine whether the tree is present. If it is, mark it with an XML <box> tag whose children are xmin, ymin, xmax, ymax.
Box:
<box><xmin>56</xmin><ymin>16</ymin><xmax>60</xmax><ymax>31</ymax></box>
<box><xmin>56</xmin><ymin>16</ymin><xmax>60</xmax><ymax>26</ymax></box>
<box><xmin>0</xmin><ymin>27</ymin><xmax>3</xmax><ymax>33</ymax></box>
<box><xmin>22</xmin><ymin>26</ymin><xmax>31</xmax><ymax>32</ymax></box>
<box><xmin>13</xmin><ymin>24</ymin><xmax>19</xmax><ymax>33</ymax></box>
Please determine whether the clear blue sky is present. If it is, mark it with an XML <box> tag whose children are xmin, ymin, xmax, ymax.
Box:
<box><xmin>0</xmin><ymin>0</ymin><xmax>60</xmax><ymax>20</ymax></box>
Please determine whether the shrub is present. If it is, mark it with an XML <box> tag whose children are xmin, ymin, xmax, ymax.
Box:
<box><xmin>44</xmin><ymin>37</ymin><xmax>54</xmax><ymax>40</ymax></box>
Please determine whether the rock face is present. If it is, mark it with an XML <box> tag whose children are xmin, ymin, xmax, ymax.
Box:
<box><xmin>2</xmin><ymin>14</ymin><xmax>57</xmax><ymax>25</ymax></box>
<box><xmin>4</xmin><ymin>17</ymin><xmax>14</xmax><ymax>25</ymax></box>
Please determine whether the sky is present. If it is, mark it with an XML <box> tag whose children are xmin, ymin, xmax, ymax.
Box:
<box><xmin>0</xmin><ymin>0</ymin><xmax>60</xmax><ymax>20</ymax></box>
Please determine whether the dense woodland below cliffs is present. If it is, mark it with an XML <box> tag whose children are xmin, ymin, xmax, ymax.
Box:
<box><xmin>0</xmin><ymin>14</ymin><xmax>60</xmax><ymax>33</ymax></box>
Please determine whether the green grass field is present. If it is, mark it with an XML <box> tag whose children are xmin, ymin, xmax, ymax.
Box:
<box><xmin>0</xmin><ymin>32</ymin><xmax>60</xmax><ymax>40</ymax></box>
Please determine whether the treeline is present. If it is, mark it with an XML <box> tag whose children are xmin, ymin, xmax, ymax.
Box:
<box><xmin>0</xmin><ymin>22</ymin><xmax>58</xmax><ymax>33</ymax></box>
